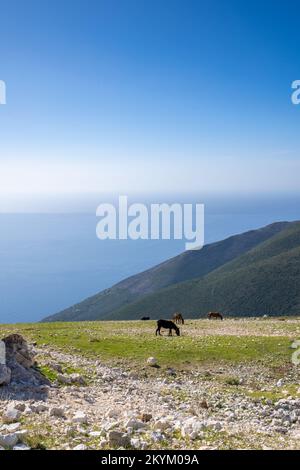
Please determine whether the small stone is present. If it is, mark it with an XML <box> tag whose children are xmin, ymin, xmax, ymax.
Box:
<box><xmin>89</xmin><ymin>431</ymin><xmax>102</xmax><ymax>437</ymax></box>
<box><xmin>99</xmin><ymin>439</ymin><xmax>108</xmax><ymax>448</ymax></box>
<box><xmin>106</xmin><ymin>409</ymin><xmax>119</xmax><ymax>418</ymax></box>
<box><xmin>212</xmin><ymin>421</ymin><xmax>222</xmax><ymax>431</ymax></box>
<box><xmin>150</xmin><ymin>431</ymin><xmax>164</xmax><ymax>442</ymax></box>
<box><xmin>57</xmin><ymin>374</ymin><xmax>72</xmax><ymax>385</ymax></box>
<box><xmin>73</xmin><ymin>444</ymin><xmax>87</xmax><ymax>450</ymax></box>
<box><xmin>0</xmin><ymin>433</ymin><xmax>19</xmax><ymax>449</ymax></box>
<box><xmin>141</xmin><ymin>413</ymin><xmax>152</xmax><ymax>423</ymax></box>
<box><xmin>84</xmin><ymin>394</ymin><xmax>95</xmax><ymax>404</ymax></box>
<box><xmin>166</xmin><ymin>368</ymin><xmax>176</xmax><ymax>376</ymax></box>
<box><xmin>72</xmin><ymin>411</ymin><xmax>88</xmax><ymax>424</ymax></box>
<box><xmin>108</xmin><ymin>430</ymin><xmax>130</xmax><ymax>447</ymax></box>
<box><xmin>200</xmin><ymin>400</ymin><xmax>209</xmax><ymax>409</ymax></box>
<box><xmin>131</xmin><ymin>438</ymin><xmax>141</xmax><ymax>448</ymax></box>
<box><xmin>49</xmin><ymin>407</ymin><xmax>65</xmax><ymax>418</ymax></box>
<box><xmin>154</xmin><ymin>418</ymin><xmax>171</xmax><ymax>431</ymax></box>
<box><xmin>2</xmin><ymin>406</ymin><xmax>21</xmax><ymax>424</ymax></box>
<box><xmin>15</xmin><ymin>430</ymin><xmax>28</xmax><ymax>441</ymax></box>
<box><xmin>146</xmin><ymin>357</ymin><xmax>158</xmax><ymax>367</ymax></box>
<box><xmin>70</xmin><ymin>374</ymin><xmax>86</xmax><ymax>385</ymax></box>
<box><xmin>14</xmin><ymin>403</ymin><xmax>26</xmax><ymax>412</ymax></box>
<box><xmin>13</xmin><ymin>443</ymin><xmax>31</xmax><ymax>451</ymax></box>
<box><xmin>125</xmin><ymin>419</ymin><xmax>146</xmax><ymax>430</ymax></box>
<box><xmin>4</xmin><ymin>423</ymin><xmax>21</xmax><ymax>432</ymax></box>
<box><xmin>32</xmin><ymin>404</ymin><xmax>48</xmax><ymax>413</ymax></box>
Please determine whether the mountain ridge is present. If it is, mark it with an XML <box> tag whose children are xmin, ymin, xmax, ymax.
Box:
<box><xmin>43</xmin><ymin>221</ymin><xmax>296</xmax><ymax>322</ymax></box>
<box><xmin>106</xmin><ymin>221</ymin><xmax>300</xmax><ymax>319</ymax></box>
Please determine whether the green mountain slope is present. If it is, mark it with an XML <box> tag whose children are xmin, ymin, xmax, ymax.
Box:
<box><xmin>43</xmin><ymin>221</ymin><xmax>292</xmax><ymax>322</ymax></box>
<box><xmin>108</xmin><ymin>221</ymin><xmax>300</xmax><ymax>319</ymax></box>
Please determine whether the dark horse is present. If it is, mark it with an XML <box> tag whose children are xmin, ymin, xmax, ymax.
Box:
<box><xmin>156</xmin><ymin>319</ymin><xmax>180</xmax><ymax>336</ymax></box>
<box><xmin>208</xmin><ymin>312</ymin><xmax>223</xmax><ymax>320</ymax></box>
<box><xmin>141</xmin><ymin>316</ymin><xmax>150</xmax><ymax>320</ymax></box>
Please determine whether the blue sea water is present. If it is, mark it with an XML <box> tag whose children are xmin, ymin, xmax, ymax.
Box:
<box><xmin>0</xmin><ymin>192</ymin><xmax>299</xmax><ymax>323</ymax></box>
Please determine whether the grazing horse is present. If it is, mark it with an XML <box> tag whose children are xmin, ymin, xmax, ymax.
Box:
<box><xmin>141</xmin><ymin>316</ymin><xmax>150</xmax><ymax>320</ymax></box>
<box><xmin>173</xmin><ymin>312</ymin><xmax>184</xmax><ymax>325</ymax></box>
<box><xmin>208</xmin><ymin>312</ymin><xmax>223</xmax><ymax>320</ymax></box>
<box><xmin>156</xmin><ymin>319</ymin><xmax>180</xmax><ymax>336</ymax></box>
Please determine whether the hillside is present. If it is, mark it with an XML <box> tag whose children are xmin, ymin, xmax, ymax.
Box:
<box><xmin>108</xmin><ymin>221</ymin><xmax>300</xmax><ymax>319</ymax></box>
<box><xmin>43</xmin><ymin>221</ymin><xmax>292</xmax><ymax>322</ymax></box>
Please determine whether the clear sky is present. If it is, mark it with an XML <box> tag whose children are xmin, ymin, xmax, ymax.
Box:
<box><xmin>0</xmin><ymin>0</ymin><xmax>300</xmax><ymax>195</ymax></box>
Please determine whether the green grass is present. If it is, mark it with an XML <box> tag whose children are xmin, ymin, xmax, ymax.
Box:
<box><xmin>0</xmin><ymin>320</ymin><xmax>293</xmax><ymax>369</ymax></box>
<box><xmin>223</xmin><ymin>376</ymin><xmax>241</xmax><ymax>386</ymax></box>
<box><xmin>246</xmin><ymin>384</ymin><xmax>300</xmax><ymax>402</ymax></box>
<box><xmin>36</xmin><ymin>364</ymin><xmax>58</xmax><ymax>382</ymax></box>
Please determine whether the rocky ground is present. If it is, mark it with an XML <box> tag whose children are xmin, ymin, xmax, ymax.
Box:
<box><xmin>1</xmin><ymin>330</ymin><xmax>300</xmax><ymax>450</ymax></box>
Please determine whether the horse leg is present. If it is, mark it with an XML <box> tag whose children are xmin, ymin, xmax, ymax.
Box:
<box><xmin>169</xmin><ymin>328</ymin><xmax>172</xmax><ymax>336</ymax></box>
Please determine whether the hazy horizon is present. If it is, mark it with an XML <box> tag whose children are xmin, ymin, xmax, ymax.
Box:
<box><xmin>1</xmin><ymin>190</ymin><xmax>300</xmax><ymax>214</ymax></box>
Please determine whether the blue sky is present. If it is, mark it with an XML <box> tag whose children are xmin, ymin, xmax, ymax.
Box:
<box><xmin>0</xmin><ymin>0</ymin><xmax>300</xmax><ymax>195</ymax></box>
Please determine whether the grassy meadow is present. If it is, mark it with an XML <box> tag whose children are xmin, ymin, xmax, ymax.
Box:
<box><xmin>1</xmin><ymin>318</ymin><xmax>299</xmax><ymax>370</ymax></box>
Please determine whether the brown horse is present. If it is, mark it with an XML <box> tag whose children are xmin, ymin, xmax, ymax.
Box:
<box><xmin>173</xmin><ymin>312</ymin><xmax>185</xmax><ymax>324</ymax></box>
<box><xmin>208</xmin><ymin>312</ymin><xmax>223</xmax><ymax>320</ymax></box>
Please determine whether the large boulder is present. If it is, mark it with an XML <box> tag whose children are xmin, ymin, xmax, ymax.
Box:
<box><xmin>0</xmin><ymin>334</ymin><xmax>50</xmax><ymax>390</ymax></box>
<box><xmin>0</xmin><ymin>364</ymin><xmax>11</xmax><ymax>385</ymax></box>
<box><xmin>3</xmin><ymin>334</ymin><xmax>35</xmax><ymax>369</ymax></box>
<box><xmin>0</xmin><ymin>339</ymin><xmax>11</xmax><ymax>385</ymax></box>
<box><xmin>0</xmin><ymin>340</ymin><xmax>5</xmax><ymax>364</ymax></box>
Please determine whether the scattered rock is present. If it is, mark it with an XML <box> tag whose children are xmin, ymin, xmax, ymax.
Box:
<box><xmin>50</xmin><ymin>406</ymin><xmax>65</xmax><ymax>418</ymax></box>
<box><xmin>141</xmin><ymin>413</ymin><xmax>152</xmax><ymax>423</ymax></box>
<box><xmin>72</xmin><ymin>411</ymin><xmax>88</xmax><ymax>424</ymax></box>
<box><xmin>154</xmin><ymin>418</ymin><xmax>172</xmax><ymax>431</ymax></box>
<box><xmin>14</xmin><ymin>403</ymin><xmax>26</xmax><ymax>412</ymax></box>
<box><xmin>73</xmin><ymin>444</ymin><xmax>87</xmax><ymax>450</ymax></box>
<box><xmin>57</xmin><ymin>374</ymin><xmax>72</xmax><ymax>385</ymax></box>
<box><xmin>147</xmin><ymin>357</ymin><xmax>158</xmax><ymax>367</ymax></box>
<box><xmin>32</xmin><ymin>404</ymin><xmax>48</xmax><ymax>413</ymax></box>
<box><xmin>70</xmin><ymin>374</ymin><xmax>86</xmax><ymax>386</ymax></box>
<box><xmin>181</xmin><ymin>417</ymin><xmax>206</xmax><ymax>439</ymax></box>
<box><xmin>150</xmin><ymin>431</ymin><xmax>164</xmax><ymax>442</ymax></box>
<box><xmin>89</xmin><ymin>431</ymin><xmax>102</xmax><ymax>437</ymax></box>
<box><xmin>13</xmin><ymin>443</ymin><xmax>31</xmax><ymax>451</ymax></box>
<box><xmin>125</xmin><ymin>418</ymin><xmax>146</xmax><ymax>430</ymax></box>
<box><xmin>108</xmin><ymin>430</ymin><xmax>130</xmax><ymax>447</ymax></box>
<box><xmin>0</xmin><ymin>433</ymin><xmax>19</xmax><ymax>449</ymax></box>
<box><xmin>2</xmin><ymin>406</ymin><xmax>21</xmax><ymax>424</ymax></box>
<box><xmin>3</xmin><ymin>423</ymin><xmax>21</xmax><ymax>432</ymax></box>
